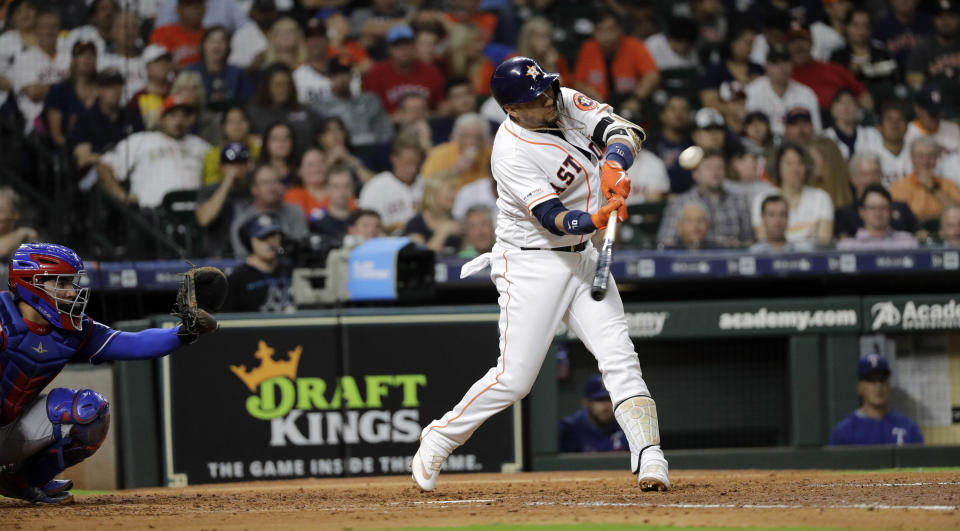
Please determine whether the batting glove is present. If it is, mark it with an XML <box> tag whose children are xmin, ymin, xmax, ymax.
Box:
<box><xmin>601</xmin><ymin>160</ymin><xmax>631</xmax><ymax>200</ymax></box>
<box><xmin>591</xmin><ymin>196</ymin><xmax>626</xmax><ymax>230</ymax></box>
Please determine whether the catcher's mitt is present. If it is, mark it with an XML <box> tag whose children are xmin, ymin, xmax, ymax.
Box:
<box><xmin>173</xmin><ymin>266</ymin><xmax>227</xmax><ymax>344</ymax></box>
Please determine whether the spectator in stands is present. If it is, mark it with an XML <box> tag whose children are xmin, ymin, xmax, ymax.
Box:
<box><xmin>701</xmin><ymin>24</ymin><xmax>764</xmax><ymax>110</ymax></box>
<box><xmin>345</xmin><ymin>209</ymin><xmax>384</xmax><ymax>245</ymax></box>
<box><xmin>875</xmin><ymin>99</ymin><xmax>914</xmax><ymax>185</ymax></box>
<box><xmin>184</xmin><ymin>26</ymin><xmax>253</xmax><ymax>111</ymax></box>
<box><xmin>155</xmin><ymin>0</ymin><xmax>248</xmax><ymax>33</ymax></box>
<box><xmin>59</xmin><ymin>0</ymin><xmax>116</xmax><ymax>63</ymax></box>
<box><xmin>458</xmin><ymin>205</ymin><xmax>494</xmax><ymax>258</ymax></box>
<box><xmin>573</xmin><ymin>10</ymin><xmax>659</xmax><ymax>107</ymax></box>
<box><xmin>446</xmin><ymin>23</ymin><xmax>494</xmax><ymax>98</ymax></box>
<box><xmin>726</xmin><ymin>146</ymin><xmax>774</xmax><ymax>202</ymax></box>
<box><xmin>718</xmin><ymin>81</ymin><xmax>749</xmax><ymax>136</ymax></box>
<box><xmin>70</xmin><ymin>69</ymin><xmax>145</xmax><ymax>184</ymax></box>
<box><xmin>44</xmin><ymin>41</ymin><xmax>98</xmax><ymax>148</ymax></box>
<box><xmin>0</xmin><ymin>0</ymin><xmax>38</xmax><ymax>100</ymax></box>
<box><xmin>351</xmin><ymin>0</ymin><xmax>411</xmax><ymax>53</ymax></box>
<box><xmin>810</xmin><ymin>0</ymin><xmax>851</xmax><ymax>61</ymax></box>
<box><xmin>169</xmin><ymin>70</ymin><xmax>220</xmax><ymax>144</ymax></box>
<box><xmin>422</xmin><ymin>113</ymin><xmax>492</xmax><ymax>190</ymax></box>
<box><xmin>906</xmin><ymin>0</ymin><xmax>960</xmax><ymax>90</ymax></box>
<box><xmin>645</xmin><ymin>16</ymin><xmax>699</xmax><ymax>71</ymax></box>
<box><xmin>657</xmin><ymin>149</ymin><xmax>754</xmax><ymax>248</ymax></box>
<box><xmin>283</xmin><ymin>147</ymin><xmax>328</xmax><ymax>220</ymax></box>
<box><xmin>837</xmin><ymin>185</ymin><xmax>918</xmax><ymax>250</ymax></box>
<box><xmin>315</xmin><ymin>58</ymin><xmax>393</xmax><ymax>152</ymax></box>
<box><xmin>149</xmin><ymin>0</ymin><xmax>206</xmax><ymax>68</ymax></box>
<box><xmin>247</xmin><ymin>63</ymin><xmax>321</xmax><ymax>143</ymax></box>
<box><xmin>904</xmin><ymin>84</ymin><xmax>960</xmax><ymax>155</ymax></box>
<box><xmin>0</xmin><ymin>187</ymin><xmax>38</xmax><ymax>269</ymax></box>
<box><xmin>358</xmin><ymin>136</ymin><xmax>425</xmax><ymax>235</ymax></box>
<box><xmin>823</xmin><ymin>89</ymin><xmax>883</xmax><ymax>160</ymax></box>
<box><xmin>293</xmin><ymin>17</ymin><xmax>332</xmax><ymax>107</ymax></box>
<box><xmin>364</xmin><ymin>25</ymin><xmax>445</xmax><ymax>113</ymax></box>
<box><xmin>314</xmin><ymin>116</ymin><xmax>376</xmax><ymax>184</ymax></box>
<box><xmin>429</xmin><ymin>76</ymin><xmax>479</xmax><ymax>145</ymax></box>
<box><xmin>196</xmin><ymin>142</ymin><xmax>253</xmax><ymax>256</ymax></box>
<box><xmin>873</xmin><ymin>0</ymin><xmax>932</xmax><ymax>70</ymax></box>
<box><xmin>691</xmin><ymin>107</ymin><xmax>728</xmax><ymax>154</ymax></box>
<box><xmin>223</xmin><ymin>213</ymin><xmax>295</xmax><ymax>313</ymax></box>
<box><xmin>452</xmin><ymin>173</ymin><xmax>498</xmax><ymax>221</ymax></box>
<box><xmin>782</xmin><ymin>107</ymin><xmax>816</xmax><ymax>146</ymax></box>
<box><xmin>228</xmin><ymin>0</ymin><xmax>277</xmax><ymax>70</ymax></box>
<box><xmin>752</xmin><ymin>143</ymin><xmax>834</xmax><ymax>247</ymax></box>
<box><xmin>788</xmin><ymin>25</ymin><xmax>872</xmax><ymax>111</ymax></box>
<box><xmin>741</xmin><ymin>110</ymin><xmax>772</xmax><ymax>155</ymax></box>
<box><xmin>412</xmin><ymin>18</ymin><xmax>446</xmax><ymax>72</ymax></box>
<box><xmin>830</xmin><ymin>8</ymin><xmax>899</xmax><ymax>86</ymax></box>
<box><xmin>263</xmin><ymin>17</ymin><xmax>307</xmax><ymax>71</ymax></box>
<box><xmin>445</xmin><ymin>0</ymin><xmax>498</xmax><ymax>45</ymax></box>
<box><xmin>99</xmin><ymin>11</ymin><xmax>147</xmax><ymax>104</ymax></box>
<box><xmin>891</xmin><ymin>136</ymin><xmax>960</xmax><ymax>222</ymax></box>
<box><xmin>624</xmin><ymin>149</ymin><xmax>670</xmax><ymax>206</ymax></box>
<box><xmin>308</xmin><ymin>165</ymin><xmax>356</xmax><ymax>240</ymax></box>
<box><xmin>515</xmin><ymin>17</ymin><xmax>571</xmax><ymax>85</ymax></box>
<box><xmin>324</xmin><ymin>11</ymin><xmax>373</xmax><ymax>75</ymax></box>
<box><xmin>404</xmin><ymin>176</ymin><xmax>462</xmax><ymax>255</ymax></box>
<box><xmin>259</xmin><ymin>121</ymin><xmax>297</xmax><ymax>186</ymax></box>
<box><xmin>830</xmin><ymin>353</ymin><xmax>923</xmax><ymax>446</ymax></box>
<box><xmin>809</xmin><ymin>137</ymin><xmax>853</xmax><ymax>209</ymax></box>
<box><xmin>6</xmin><ymin>7</ymin><xmax>67</xmax><ymax>133</ymax></box>
<box><xmin>749</xmin><ymin>195</ymin><xmax>814</xmax><ymax>253</ymax></box>
<box><xmin>558</xmin><ymin>374</ymin><xmax>627</xmax><ymax>453</ymax></box>
<box><xmin>938</xmin><ymin>206</ymin><xmax>960</xmax><ymax>245</ymax></box>
<box><xmin>202</xmin><ymin>104</ymin><xmax>261</xmax><ymax>186</ymax></box>
<box><xmin>229</xmin><ymin>164</ymin><xmax>308</xmax><ymax>257</ymax></box>
<box><xmin>835</xmin><ymin>152</ymin><xmax>919</xmax><ymax>239</ymax></box>
<box><xmin>98</xmin><ymin>95</ymin><xmax>210</xmax><ymax>209</ymax></box>
<box><xmin>393</xmin><ymin>92</ymin><xmax>434</xmax><ymax>154</ymax></box>
<box><xmin>745</xmin><ymin>44</ymin><xmax>821</xmax><ymax>137</ymax></box>
<box><xmin>649</xmin><ymin>94</ymin><xmax>694</xmax><ymax>194</ymax></box>
<box><xmin>127</xmin><ymin>45</ymin><xmax>174</xmax><ymax>130</ymax></box>
<box><xmin>667</xmin><ymin>202</ymin><xmax>715</xmax><ymax>251</ymax></box>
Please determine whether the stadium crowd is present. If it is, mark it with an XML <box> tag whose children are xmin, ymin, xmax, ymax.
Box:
<box><xmin>3</xmin><ymin>0</ymin><xmax>960</xmax><ymax>271</ymax></box>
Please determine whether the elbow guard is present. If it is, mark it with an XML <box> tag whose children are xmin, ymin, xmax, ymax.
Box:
<box><xmin>591</xmin><ymin>114</ymin><xmax>646</xmax><ymax>153</ymax></box>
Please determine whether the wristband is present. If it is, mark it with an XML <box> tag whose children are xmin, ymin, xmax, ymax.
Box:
<box><xmin>604</xmin><ymin>142</ymin><xmax>634</xmax><ymax>169</ymax></box>
<box><xmin>562</xmin><ymin>210</ymin><xmax>596</xmax><ymax>234</ymax></box>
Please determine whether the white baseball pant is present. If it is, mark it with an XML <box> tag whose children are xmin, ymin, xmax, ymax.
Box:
<box><xmin>421</xmin><ymin>243</ymin><xmax>651</xmax><ymax>455</ymax></box>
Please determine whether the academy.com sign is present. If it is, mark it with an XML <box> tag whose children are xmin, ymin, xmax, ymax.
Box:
<box><xmin>870</xmin><ymin>299</ymin><xmax>960</xmax><ymax>330</ymax></box>
<box><xmin>718</xmin><ymin>307</ymin><xmax>858</xmax><ymax>331</ymax></box>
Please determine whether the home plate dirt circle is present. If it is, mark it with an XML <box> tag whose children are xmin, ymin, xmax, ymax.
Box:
<box><xmin>2</xmin><ymin>470</ymin><xmax>958</xmax><ymax>530</ymax></box>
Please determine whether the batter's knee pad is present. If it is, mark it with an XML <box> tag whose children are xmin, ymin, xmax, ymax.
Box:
<box><xmin>46</xmin><ymin>388</ymin><xmax>111</xmax><ymax>469</ymax></box>
<box><xmin>614</xmin><ymin>396</ymin><xmax>661</xmax><ymax>473</ymax></box>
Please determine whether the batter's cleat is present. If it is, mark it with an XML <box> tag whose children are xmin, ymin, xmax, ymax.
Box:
<box><xmin>411</xmin><ymin>444</ymin><xmax>447</xmax><ymax>492</ymax></box>
<box><xmin>639</xmin><ymin>459</ymin><xmax>670</xmax><ymax>492</ymax></box>
<box><xmin>43</xmin><ymin>479</ymin><xmax>73</xmax><ymax>497</ymax></box>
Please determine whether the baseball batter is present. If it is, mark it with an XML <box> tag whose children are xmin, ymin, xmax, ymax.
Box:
<box><xmin>411</xmin><ymin>57</ymin><xmax>669</xmax><ymax>492</ymax></box>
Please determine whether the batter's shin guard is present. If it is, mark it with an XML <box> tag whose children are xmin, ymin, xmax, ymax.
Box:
<box><xmin>614</xmin><ymin>395</ymin><xmax>662</xmax><ymax>474</ymax></box>
<box><xmin>22</xmin><ymin>388</ymin><xmax>111</xmax><ymax>488</ymax></box>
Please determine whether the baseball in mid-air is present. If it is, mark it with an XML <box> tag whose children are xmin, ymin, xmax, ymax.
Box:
<box><xmin>678</xmin><ymin>146</ymin><xmax>705</xmax><ymax>170</ymax></box>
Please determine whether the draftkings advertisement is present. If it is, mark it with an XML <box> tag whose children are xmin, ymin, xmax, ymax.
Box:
<box><xmin>162</xmin><ymin>315</ymin><xmax>516</xmax><ymax>485</ymax></box>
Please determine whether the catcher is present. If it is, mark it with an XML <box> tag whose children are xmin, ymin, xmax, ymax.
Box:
<box><xmin>0</xmin><ymin>243</ymin><xmax>225</xmax><ymax>504</ymax></box>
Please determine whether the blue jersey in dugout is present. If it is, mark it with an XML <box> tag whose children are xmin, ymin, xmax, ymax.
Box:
<box><xmin>829</xmin><ymin>409</ymin><xmax>924</xmax><ymax>445</ymax></box>
<box><xmin>558</xmin><ymin>408</ymin><xmax>628</xmax><ymax>453</ymax></box>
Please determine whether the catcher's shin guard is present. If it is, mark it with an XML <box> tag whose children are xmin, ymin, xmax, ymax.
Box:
<box><xmin>614</xmin><ymin>395</ymin><xmax>669</xmax><ymax>491</ymax></box>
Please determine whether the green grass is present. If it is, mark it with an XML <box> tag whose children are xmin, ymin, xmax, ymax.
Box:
<box><xmin>829</xmin><ymin>467</ymin><xmax>960</xmax><ymax>474</ymax></box>
<box><xmin>366</xmin><ymin>525</ymin><xmax>894</xmax><ymax>531</ymax></box>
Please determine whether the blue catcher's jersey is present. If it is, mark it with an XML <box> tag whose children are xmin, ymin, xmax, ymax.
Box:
<box><xmin>0</xmin><ymin>292</ymin><xmax>119</xmax><ymax>427</ymax></box>
<box><xmin>829</xmin><ymin>408</ymin><xmax>925</xmax><ymax>446</ymax></box>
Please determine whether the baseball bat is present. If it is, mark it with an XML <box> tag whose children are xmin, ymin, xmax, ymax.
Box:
<box><xmin>590</xmin><ymin>210</ymin><xmax>618</xmax><ymax>301</ymax></box>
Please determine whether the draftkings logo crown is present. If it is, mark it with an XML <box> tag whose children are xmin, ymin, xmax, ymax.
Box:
<box><xmin>230</xmin><ymin>340</ymin><xmax>303</xmax><ymax>392</ymax></box>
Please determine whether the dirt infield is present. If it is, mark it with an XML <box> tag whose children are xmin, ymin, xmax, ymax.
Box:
<box><xmin>2</xmin><ymin>470</ymin><xmax>958</xmax><ymax>530</ymax></box>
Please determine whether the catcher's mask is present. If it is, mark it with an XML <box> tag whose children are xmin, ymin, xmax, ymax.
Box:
<box><xmin>8</xmin><ymin>243</ymin><xmax>89</xmax><ymax>331</ymax></box>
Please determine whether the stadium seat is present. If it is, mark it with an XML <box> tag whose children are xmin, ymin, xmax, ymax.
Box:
<box><xmin>620</xmin><ymin>202</ymin><xmax>666</xmax><ymax>250</ymax></box>
<box><xmin>159</xmin><ymin>190</ymin><xmax>202</xmax><ymax>255</ymax></box>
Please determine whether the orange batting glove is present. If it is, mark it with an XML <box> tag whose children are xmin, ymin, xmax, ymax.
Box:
<box><xmin>601</xmin><ymin>160</ymin><xmax>631</xmax><ymax>200</ymax></box>
<box><xmin>591</xmin><ymin>196</ymin><xmax>626</xmax><ymax>230</ymax></box>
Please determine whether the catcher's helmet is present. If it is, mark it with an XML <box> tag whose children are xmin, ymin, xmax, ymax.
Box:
<box><xmin>8</xmin><ymin>242</ymin><xmax>89</xmax><ymax>331</ymax></box>
<box><xmin>490</xmin><ymin>56</ymin><xmax>560</xmax><ymax>108</ymax></box>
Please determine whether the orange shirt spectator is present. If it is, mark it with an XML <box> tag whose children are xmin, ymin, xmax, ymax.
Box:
<box><xmin>445</xmin><ymin>12</ymin><xmax>497</xmax><ymax>44</ymax></box>
<box><xmin>574</xmin><ymin>33</ymin><xmax>658</xmax><ymax>102</ymax></box>
<box><xmin>149</xmin><ymin>24</ymin><xmax>203</xmax><ymax>67</ymax></box>
<box><xmin>284</xmin><ymin>186</ymin><xmax>358</xmax><ymax>219</ymax></box>
<box><xmin>889</xmin><ymin>173</ymin><xmax>960</xmax><ymax>222</ymax></box>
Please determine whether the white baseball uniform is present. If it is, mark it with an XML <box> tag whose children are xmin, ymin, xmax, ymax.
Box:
<box><xmin>419</xmin><ymin>88</ymin><xmax>664</xmax><ymax>472</ymax></box>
